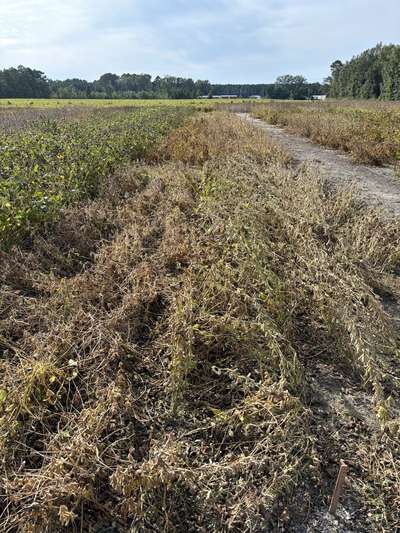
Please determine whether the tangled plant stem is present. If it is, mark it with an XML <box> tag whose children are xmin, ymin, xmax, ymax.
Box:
<box><xmin>0</xmin><ymin>112</ymin><xmax>399</xmax><ymax>531</ymax></box>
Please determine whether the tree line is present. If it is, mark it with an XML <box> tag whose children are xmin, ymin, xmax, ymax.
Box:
<box><xmin>212</xmin><ymin>75</ymin><xmax>327</xmax><ymax>99</ymax></box>
<box><xmin>50</xmin><ymin>74</ymin><xmax>212</xmax><ymax>99</ymax></box>
<box><xmin>328</xmin><ymin>43</ymin><xmax>400</xmax><ymax>99</ymax></box>
<box><xmin>0</xmin><ymin>67</ymin><xmax>327</xmax><ymax>100</ymax></box>
<box><xmin>0</xmin><ymin>43</ymin><xmax>399</xmax><ymax>100</ymax></box>
<box><xmin>0</xmin><ymin>66</ymin><xmax>51</xmax><ymax>98</ymax></box>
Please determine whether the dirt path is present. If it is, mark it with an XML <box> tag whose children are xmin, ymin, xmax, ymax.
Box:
<box><xmin>240</xmin><ymin>113</ymin><xmax>400</xmax><ymax>217</ymax></box>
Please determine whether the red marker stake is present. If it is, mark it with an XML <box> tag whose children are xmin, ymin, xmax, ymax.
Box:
<box><xmin>329</xmin><ymin>461</ymin><xmax>349</xmax><ymax>515</ymax></box>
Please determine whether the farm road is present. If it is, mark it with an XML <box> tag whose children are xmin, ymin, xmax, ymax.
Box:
<box><xmin>239</xmin><ymin>113</ymin><xmax>400</xmax><ymax>217</ymax></box>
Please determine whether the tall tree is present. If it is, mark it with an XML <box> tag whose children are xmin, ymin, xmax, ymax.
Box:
<box><xmin>328</xmin><ymin>44</ymin><xmax>400</xmax><ymax>100</ymax></box>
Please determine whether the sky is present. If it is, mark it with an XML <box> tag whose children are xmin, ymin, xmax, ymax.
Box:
<box><xmin>0</xmin><ymin>0</ymin><xmax>399</xmax><ymax>83</ymax></box>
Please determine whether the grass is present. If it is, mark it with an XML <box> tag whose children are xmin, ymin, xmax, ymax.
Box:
<box><xmin>252</xmin><ymin>100</ymin><xmax>400</xmax><ymax>166</ymax></box>
<box><xmin>0</xmin><ymin>111</ymin><xmax>399</xmax><ymax>531</ymax></box>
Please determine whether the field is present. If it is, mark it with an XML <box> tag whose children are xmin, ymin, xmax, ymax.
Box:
<box><xmin>0</xmin><ymin>98</ymin><xmax>259</xmax><ymax>108</ymax></box>
<box><xmin>0</xmin><ymin>106</ymin><xmax>194</xmax><ymax>245</ymax></box>
<box><xmin>0</xmin><ymin>102</ymin><xmax>399</xmax><ymax>532</ymax></box>
<box><xmin>252</xmin><ymin>100</ymin><xmax>400</xmax><ymax>166</ymax></box>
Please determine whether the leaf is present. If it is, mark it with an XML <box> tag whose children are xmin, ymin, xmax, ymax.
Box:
<box><xmin>0</xmin><ymin>389</ymin><xmax>7</xmax><ymax>405</ymax></box>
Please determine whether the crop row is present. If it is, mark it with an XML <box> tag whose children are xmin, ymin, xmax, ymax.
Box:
<box><xmin>0</xmin><ymin>98</ymin><xmax>253</xmax><ymax>108</ymax></box>
<box><xmin>252</xmin><ymin>100</ymin><xmax>400</xmax><ymax>166</ymax></box>
<box><xmin>0</xmin><ymin>107</ymin><xmax>192</xmax><ymax>245</ymax></box>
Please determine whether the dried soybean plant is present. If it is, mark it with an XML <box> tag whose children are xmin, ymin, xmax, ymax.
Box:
<box><xmin>0</xmin><ymin>112</ymin><xmax>399</xmax><ymax>531</ymax></box>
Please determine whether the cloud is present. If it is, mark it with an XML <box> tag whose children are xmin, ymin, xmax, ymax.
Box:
<box><xmin>0</xmin><ymin>0</ymin><xmax>398</xmax><ymax>82</ymax></box>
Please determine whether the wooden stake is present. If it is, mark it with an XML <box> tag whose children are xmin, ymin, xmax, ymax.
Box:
<box><xmin>329</xmin><ymin>461</ymin><xmax>348</xmax><ymax>515</ymax></box>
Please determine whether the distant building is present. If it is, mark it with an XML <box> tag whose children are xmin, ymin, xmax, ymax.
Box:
<box><xmin>250</xmin><ymin>95</ymin><xmax>262</xmax><ymax>99</ymax></box>
<box><xmin>212</xmin><ymin>95</ymin><xmax>239</xmax><ymax>99</ymax></box>
<box><xmin>312</xmin><ymin>95</ymin><xmax>327</xmax><ymax>101</ymax></box>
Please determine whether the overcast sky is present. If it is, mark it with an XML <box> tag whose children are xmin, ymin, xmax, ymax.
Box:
<box><xmin>0</xmin><ymin>0</ymin><xmax>399</xmax><ymax>83</ymax></box>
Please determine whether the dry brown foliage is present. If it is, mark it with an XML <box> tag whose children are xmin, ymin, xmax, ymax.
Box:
<box><xmin>0</xmin><ymin>112</ymin><xmax>399</xmax><ymax>531</ymax></box>
<box><xmin>152</xmin><ymin>112</ymin><xmax>291</xmax><ymax>166</ymax></box>
<box><xmin>253</xmin><ymin>100</ymin><xmax>400</xmax><ymax>166</ymax></box>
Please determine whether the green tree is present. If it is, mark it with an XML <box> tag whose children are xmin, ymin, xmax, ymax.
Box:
<box><xmin>328</xmin><ymin>44</ymin><xmax>400</xmax><ymax>100</ymax></box>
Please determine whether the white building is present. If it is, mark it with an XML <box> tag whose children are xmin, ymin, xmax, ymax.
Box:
<box><xmin>212</xmin><ymin>95</ymin><xmax>239</xmax><ymax>99</ymax></box>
